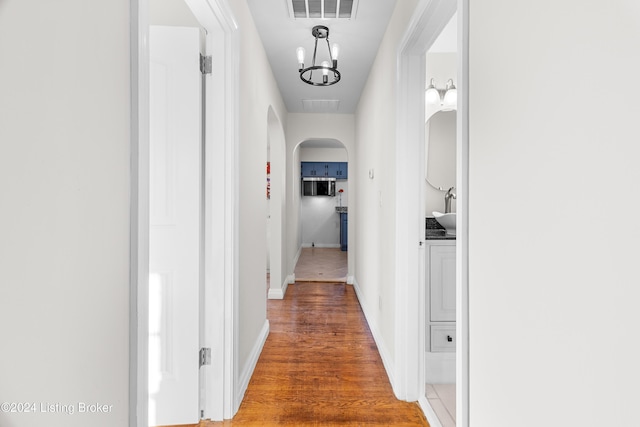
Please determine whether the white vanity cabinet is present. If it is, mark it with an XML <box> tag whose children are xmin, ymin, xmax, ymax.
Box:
<box><xmin>425</xmin><ymin>239</ymin><xmax>456</xmax><ymax>383</ymax></box>
<box><xmin>429</xmin><ymin>244</ymin><xmax>456</xmax><ymax>322</ymax></box>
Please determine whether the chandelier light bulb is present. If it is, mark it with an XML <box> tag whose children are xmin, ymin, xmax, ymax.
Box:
<box><xmin>321</xmin><ymin>61</ymin><xmax>330</xmax><ymax>83</ymax></box>
<box><xmin>331</xmin><ymin>43</ymin><xmax>340</xmax><ymax>68</ymax></box>
<box><xmin>296</xmin><ymin>47</ymin><xmax>306</xmax><ymax>70</ymax></box>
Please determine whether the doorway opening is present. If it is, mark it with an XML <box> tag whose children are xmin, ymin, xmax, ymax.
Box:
<box><xmin>423</xmin><ymin>12</ymin><xmax>458</xmax><ymax>426</ymax></box>
<box><xmin>266</xmin><ymin>107</ymin><xmax>287</xmax><ymax>299</ymax></box>
<box><xmin>131</xmin><ymin>0</ymin><xmax>239</xmax><ymax>424</ymax></box>
<box><xmin>395</xmin><ymin>0</ymin><xmax>469</xmax><ymax>426</ymax></box>
<box><xmin>293</xmin><ymin>138</ymin><xmax>349</xmax><ymax>283</ymax></box>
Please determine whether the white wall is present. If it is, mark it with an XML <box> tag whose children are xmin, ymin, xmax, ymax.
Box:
<box><xmin>300</xmin><ymin>196</ymin><xmax>341</xmax><ymax>247</ymax></box>
<box><xmin>469</xmin><ymin>1</ymin><xmax>640</xmax><ymax>426</ymax></box>
<box><xmin>0</xmin><ymin>1</ymin><xmax>130</xmax><ymax>426</ymax></box>
<box><xmin>299</xmin><ymin>147</ymin><xmax>348</xmax><ymax>247</ymax></box>
<box><xmin>150</xmin><ymin>0</ymin><xmax>199</xmax><ymax>26</ymax></box>
<box><xmin>353</xmin><ymin>0</ymin><xmax>419</xmax><ymax>374</ymax></box>
<box><xmin>228</xmin><ymin>0</ymin><xmax>288</xmax><ymax>388</ymax></box>
<box><xmin>286</xmin><ymin>114</ymin><xmax>355</xmax><ymax>277</ymax></box>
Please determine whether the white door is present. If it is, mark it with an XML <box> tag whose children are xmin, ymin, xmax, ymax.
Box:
<box><xmin>148</xmin><ymin>25</ymin><xmax>202</xmax><ymax>426</ymax></box>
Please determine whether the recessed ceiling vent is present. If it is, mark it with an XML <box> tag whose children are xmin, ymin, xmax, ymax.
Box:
<box><xmin>289</xmin><ymin>0</ymin><xmax>359</xmax><ymax>19</ymax></box>
<box><xmin>302</xmin><ymin>99</ymin><xmax>341</xmax><ymax>112</ymax></box>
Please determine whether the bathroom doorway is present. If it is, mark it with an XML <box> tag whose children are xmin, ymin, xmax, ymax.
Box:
<box><xmin>423</xmin><ymin>16</ymin><xmax>459</xmax><ymax>425</ymax></box>
<box><xmin>395</xmin><ymin>0</ymin><xmax>469</xmax><ymax>426</ymax></box>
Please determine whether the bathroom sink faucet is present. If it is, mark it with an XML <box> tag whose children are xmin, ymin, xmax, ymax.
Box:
<box><xmin>444</xmin><ymin>187</ymin><xmax>456</xmax><ymax>213</ymax></box>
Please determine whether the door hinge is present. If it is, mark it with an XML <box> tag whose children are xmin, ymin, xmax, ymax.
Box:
<box><xmin>200</xmin><ymin>55</ymin><xmax>212</xmax><ymax>75</ymax></box>
<box><xmin>199</xmin><ymin>347</ymin><xmax>211</xmax><ymax>367</ymax></box>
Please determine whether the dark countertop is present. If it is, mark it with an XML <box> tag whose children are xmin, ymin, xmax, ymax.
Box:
<box><xmin>425</xmin><ymin>217</ymin><xmax>456</xmax><ymax>240</ymax></box>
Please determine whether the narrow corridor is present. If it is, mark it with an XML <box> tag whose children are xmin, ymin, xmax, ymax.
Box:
<box><xmin>208</xmin><ymin>282</ymin><xmax>428</xmax><ymax>426</ymax></box>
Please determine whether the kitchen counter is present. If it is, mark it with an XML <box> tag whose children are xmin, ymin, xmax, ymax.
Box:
<box><xmin>425</xmin><ymin>217</ymin><xmax>456</xmax><ymax>240</ymax></box>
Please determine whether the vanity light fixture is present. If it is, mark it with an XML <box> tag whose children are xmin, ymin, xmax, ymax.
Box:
<box><xmin>425</xmin><ymin>78</ymin><xmax>457</xmax><ymax>110</ymax></box>
<box><xmin>296</xmin><ymin>25</ymin><xmax>341</xmax><ymax>86</ymax></box>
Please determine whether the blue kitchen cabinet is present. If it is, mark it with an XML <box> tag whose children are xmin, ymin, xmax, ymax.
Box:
<box><xmin>327</xmin><ymin>162</ymin><xmax>348</xmax><ymax>179</ymax></box>
<box><xmin>301</xmin><ymin>161</ymin><xmax>348</xmax><ymax>178</ymax></box>
<box><xmin>301</xmin><ymin>162</ymin><xmax>322</xmax><ymax>177</ymax></box>
<box><xmin>340</xmin><ymin>212</ymin><xmax>348</xmax><ymax>251</ymax></box>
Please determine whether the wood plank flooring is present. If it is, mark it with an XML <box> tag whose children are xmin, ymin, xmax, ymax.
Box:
<box><xmin>205</xmin><ymin>282</ymin><xmax>428</xmax><ymax>426</ymax></box>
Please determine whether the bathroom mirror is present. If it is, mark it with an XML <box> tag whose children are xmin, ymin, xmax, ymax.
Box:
<box><xmin>425</xmin><ymin>110</ymin><xmax>456</xmax><ymax>213</ymax></box>
<box><xmin>426</xmin><ymin>110</ymin><xmax>456</xmax><ymax>189</ymax></box>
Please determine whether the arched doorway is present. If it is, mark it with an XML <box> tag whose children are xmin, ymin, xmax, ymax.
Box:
<box><xmin>291</xmin><ymin>139</ymin><xmax>350</xmax><ymax>283</ymax></box>
<box><xmin>266</xmin><ymin>107</ymin><xmax>287</xmax><ymax>299</ymax></box>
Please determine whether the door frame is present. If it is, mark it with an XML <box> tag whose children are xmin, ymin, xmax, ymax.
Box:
<box><xmin>395</xmin><ymin>0</ymin><xmax>469</xmax><ymax>425</ymax></box>
<box><xmin>130</xmin><ymin>0</ymin><xmax>240</xmax><ymax>425</ymax></box>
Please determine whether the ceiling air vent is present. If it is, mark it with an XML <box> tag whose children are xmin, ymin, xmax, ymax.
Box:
<box><xmin>302</xmin><ymin>99</ymin><xmax>341</xmax><ymax>113</ymax></box>
<box><xmin>290</xmin><ymin>0</ymin><xmax>359</xmax><ymax>19</ymax></box>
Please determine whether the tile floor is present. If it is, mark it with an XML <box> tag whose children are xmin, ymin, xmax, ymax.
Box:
<box><xmin>294</xmin><ymin>247</ymin><xmax>348</xmax><ymax>282</ymax></box>
<box><xmin>426</xmin><ymin>383</ymin><xmax>456</xmax><ymax>427</ymax></box>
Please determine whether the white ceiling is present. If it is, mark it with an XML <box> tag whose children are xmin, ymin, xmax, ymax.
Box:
<box><xmin>246</xmin><ymin>0</ymin><xmax>397</xmax><ymax>114</ymax></box>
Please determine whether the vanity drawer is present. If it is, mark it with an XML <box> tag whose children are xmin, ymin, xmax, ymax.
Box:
<box><xmin>431</xmin><ymin>325</ymin><xmax>456</xmax><ymax>352</ymax></box>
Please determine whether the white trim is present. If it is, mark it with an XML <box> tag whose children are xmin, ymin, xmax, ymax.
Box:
<box><xmin>456</xmin><ymin>1</ymin><xmax>470</xmax><ymax>425</ymax></box>
<box><xmin>130</xmin><ymin>0</ymin><xmax>149</xmax><ymax>425</ymax></box>
<box><xmin>301</xmin><ymin>243</ymin><xmax>341</xmax><ymax>249</ymax></box>
<box><xmin>236</xmin><ymin>320</ymin><xmax>270</xmax><ymax>406</ymax></box>
<box><xmin>352</xmin><ymin>278</ymin><xmax>395</xmax><ymax>390</ymax></box>
<box><xmin>292</xmin><ymin>246</ymin><xmax>302</xmax><ymax>272</ymax></box>
<box><xmin>268</xmin><ymin>277</ymin><xmax>290</xmax><ymax>300</ymax></box>
<box><xmin>219</xmin><ymin>0</ymin><xmax>240</xmax><ymax>417</ymax></box>
<box><xmin>418</xmin><ymin>396</ymin><xmax>445</xmax><ymax>427</ymax></box>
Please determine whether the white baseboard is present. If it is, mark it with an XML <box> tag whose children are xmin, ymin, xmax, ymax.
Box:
<box><xmin>301</xmin><ymin>243</ymin><xmax>340</xmax><ymax>248</ymax></box>
<box><xmin>235</xmin><ymin>320</ymin><xmax>269</xmax><ymax>410</ymax></box>
<box><xmin>425</xmin><ymin>352</ymin><xmax>456</xmax><ymax>383</ymax></box>
<box><xmin>292</xmin><ymin>246</ymin><xmax>302</xmax><ymax>273</ymax></box>
<box><xmin>267</xmin><ymin>276</ymin><xmax>291</xmax><ymax>300</ymax></box>
<box><xmin>418</xmin><ymin>395</ymin><xmax>444</xmax><ymax>427</ymax></box>
<box><xmin>267</xmin><ymin>288</ymin><xmax>283</xmax><ymax>299</ymax></box>
<box><xmin>351</xmin><ymin>277</ymin><xmax>395</xmax><ymax>391</ymax></box>
<box><xmin>346</xmin><ymin>275</ymin><xmax>354</xmax><ymax>285</ymax></box>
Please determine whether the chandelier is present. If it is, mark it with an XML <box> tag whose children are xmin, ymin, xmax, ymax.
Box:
<box><xmin>296</xmin><ymin>26</ymin><xmax>341</xmax><ymax>86</ymax></box>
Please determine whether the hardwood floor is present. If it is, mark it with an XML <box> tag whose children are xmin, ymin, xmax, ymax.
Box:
<box><xmin>205</xmin><ymin>282</ymin><xmax>428</xmax><ymax>426</ymax></box>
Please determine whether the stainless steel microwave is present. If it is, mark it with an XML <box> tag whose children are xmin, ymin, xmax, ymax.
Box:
<box><xmin>302</xmin><ymin>177</ymin><xmax>336</xmax><ymax>196</ymax></box>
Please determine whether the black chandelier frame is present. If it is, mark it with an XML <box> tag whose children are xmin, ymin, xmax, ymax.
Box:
<box><xmin>298</xmin><ymin>25</ymin><xmax>341</xmax><ymax>87</ymax></box>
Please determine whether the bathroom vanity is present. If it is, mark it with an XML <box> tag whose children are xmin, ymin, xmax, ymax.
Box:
<box><xmin>425</xmin><ymin>217</ymin><xmax>456</xmax><ymax>383</ymax></box>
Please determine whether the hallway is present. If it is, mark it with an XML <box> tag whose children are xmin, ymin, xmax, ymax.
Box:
<box><xmin>208</xmin><ymin>282</ymin><xmax>428</xmax><ymax>426</ymax></box>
